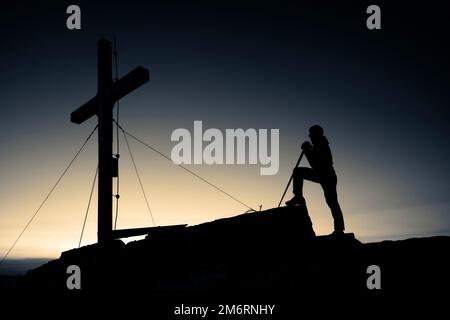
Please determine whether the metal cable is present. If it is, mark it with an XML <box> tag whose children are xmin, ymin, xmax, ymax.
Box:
<box><xmin>115</xmin><ymin>121</ymin><xmax>255</xmax><ymax>212</ymax></box>
<box><xmin>122</xmin><ymin>130</ymin><xmax>156</xmax><ymax>226</ymax></box>
<box><xmin>78</xmin><ymin>165</ymin><xmax>98</xmax><ymax>248</ymax></box>
<box><xmin>0</xmin><ymin>126</ymin><xmax>97</xmax><ymax>265</ymax></box>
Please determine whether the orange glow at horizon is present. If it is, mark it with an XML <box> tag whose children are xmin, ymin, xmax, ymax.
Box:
<box><xmin>1</xmin><ymin>125</ymin><xmax>448</xmax><ymax>260</ymax></box>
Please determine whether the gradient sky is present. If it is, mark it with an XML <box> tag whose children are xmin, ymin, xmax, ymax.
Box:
<box><xmin>1</xmin><ymin>1</ymin><xmax>449</xmax><ymax>260</ymax></box>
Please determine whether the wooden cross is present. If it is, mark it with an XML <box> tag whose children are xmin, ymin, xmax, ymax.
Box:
<box><xmin>71</xmin><ymin>39</ymin><xmax>149</xmax><ymax>243</ymax></box>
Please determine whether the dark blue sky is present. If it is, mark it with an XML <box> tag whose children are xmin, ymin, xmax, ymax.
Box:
<box><xmin>1</xmin><ymin>1</ymin><xmax>449</xmax><ymax>258</ymax></box>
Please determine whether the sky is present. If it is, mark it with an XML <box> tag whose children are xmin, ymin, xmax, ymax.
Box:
<box><xmin>0</xmin><ymin>1</ymin><xmax>449</xmax><ymax>261</ymax></box>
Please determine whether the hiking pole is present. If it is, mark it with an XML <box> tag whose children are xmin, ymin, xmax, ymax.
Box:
<box><xmin>277</xmin><ymin>150</ymin><xmax>304</xmax><ymax>207</ymax></box>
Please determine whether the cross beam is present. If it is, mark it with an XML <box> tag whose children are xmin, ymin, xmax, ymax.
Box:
<box><xmin>71</xmin><ymin>66</ymin><xmax>149</xmax><ymax>124</ymax></box>
<box><xmin>71</xmin><ymin>39</ymin><xmax>149</xmax><ymax>243</ymax></box>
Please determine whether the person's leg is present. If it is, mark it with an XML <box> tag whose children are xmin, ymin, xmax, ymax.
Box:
<box><xmin>322</xmin><ymin>176</ymin><xmax>345</xmax><ymax>232</ymax></box>
<box><xmin>293</xmin><ymin>167</ymin><xmax>320</xmax><ymax>196</ymax></box>
<box><xmin>287</xmin><ymin>167</ymin><xmax>319</xmax><ymax>205</ymax></box>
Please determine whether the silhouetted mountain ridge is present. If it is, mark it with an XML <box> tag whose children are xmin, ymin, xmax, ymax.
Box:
<box><xmin>11</xmin><ymin>206</ymin><xmax>450</xmax><ymax>305</ymax></box>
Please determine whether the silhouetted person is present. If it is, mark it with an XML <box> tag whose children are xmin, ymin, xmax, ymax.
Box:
<box><xmin>286</xmin><ymin>125</ymin><xmax>345</xmax><ymax>235</ymax></box>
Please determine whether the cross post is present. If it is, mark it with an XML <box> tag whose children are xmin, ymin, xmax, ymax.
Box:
<box><xmin>71</xmin><ymin>39</ymin><xmax>149</xmax><ymax>243</ymax></box>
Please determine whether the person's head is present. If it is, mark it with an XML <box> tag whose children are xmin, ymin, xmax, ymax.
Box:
<box><xmin>309</xmin><ymin>125</ymin><xmax>324</xmax><ymax>145</ymax></box>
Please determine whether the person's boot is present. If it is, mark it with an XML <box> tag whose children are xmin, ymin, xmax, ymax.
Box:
<box><xmin>285</xmin><ymin>196</ymin><xmax>306</xmax><ymax>207</ymax></box>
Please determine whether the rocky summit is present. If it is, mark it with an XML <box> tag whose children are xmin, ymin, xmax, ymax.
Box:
<box><xmin>10</xmin><ymin>205</ymin><xmax>450</xmax><ymax>310</ymax></box>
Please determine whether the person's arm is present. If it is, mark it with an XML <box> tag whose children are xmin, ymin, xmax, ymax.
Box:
<box><xmin>301</xmin><ymin>141</ymin><xmax>315</xmax><ymax>167</ymax></box>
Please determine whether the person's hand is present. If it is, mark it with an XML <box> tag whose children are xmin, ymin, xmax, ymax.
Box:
<box><xmin>301</xmin><ymin>141</ymin><xmax>312</xmax><ymax>150</ymax></box>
